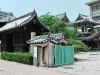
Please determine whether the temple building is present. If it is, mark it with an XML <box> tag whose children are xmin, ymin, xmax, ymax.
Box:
<box><xmin>73</xmin><ymin>13</ymin><xmax>100</xmax><ymax>50</ymax></box>
<box><xmin>0</xmin><ymin>10</ymin><xmax>49</xmax><ymax>52</ymax></box>
<box><xmin>55</xmin><ymin>12</ymin><xmax>70</xmax><ymax>22</ymax></box>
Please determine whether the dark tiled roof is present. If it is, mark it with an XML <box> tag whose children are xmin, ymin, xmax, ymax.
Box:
<box><xmin>80</xmin><ymin>31</ymin><xmax>100</xmax><ymax>41</ymax></box>
<box><xmin>55</xmin><ymin>12</ymin><xmax>70</xmax><ymax>22</ymax></box>
<box><xmin>0</xmin><ymin>10</ymin><xmax>13</xmax><ymax>16</ymax></box>
<box><xmin>75</xmin><ymin>14</ymin><xmax>89</xmax><ymax>21</ymax></box>
<box><xmin>27</xmin><ymin>33</ymin><xmax>67</xmax><ymax>44</ymax></box>
<box><xmin>0</xmin><ymin>10</ymin><xmax>49</xmax><ymax>32</ymax></box>
<box><xmin>0</xmin><ymin>15</ymin><xmax>15</xmax><ymax>22</ymax></box>
<box><xmin>72</xmin><ymin>14</ymin><xmax>100</xmax><ymax>26</ymax></box>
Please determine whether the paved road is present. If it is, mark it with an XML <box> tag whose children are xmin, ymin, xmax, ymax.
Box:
<box><xmin>0</xmin><ymin>51</ymin><xmax>100</xmax><ymax>75</ymax></box>
<box><xmin>0</xmin><ymin>59</ymin><xmax>67</xmax><ymax>75</ymax></box>
<box><xmin>48</xmin><ymin>51</ymin><xmax>100</xmax><ymax>75</ymax></box>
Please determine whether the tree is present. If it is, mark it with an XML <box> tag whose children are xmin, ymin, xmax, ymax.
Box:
<box><xmin>39</xmin><ymin>13</ymin><xmax>81</xmax><ymax>39</ymax></box>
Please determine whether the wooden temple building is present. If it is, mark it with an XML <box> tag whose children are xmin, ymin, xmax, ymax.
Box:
<box><xmin>0</xmin><ymin>10</ymin><xmax>49</xmax><ymax>52</ymax></box>
<box><xmin>73</xmin><ymin>13</ymin><xmax>100</xmax><ymax>50</ymax></box>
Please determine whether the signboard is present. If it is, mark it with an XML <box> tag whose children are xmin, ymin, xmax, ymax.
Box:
<box><xmin>33</xmin><ymin>46</ymin><xmax>37</xmax><ymax>58</ymax></box>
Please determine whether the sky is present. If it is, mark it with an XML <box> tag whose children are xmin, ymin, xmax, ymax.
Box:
<box><xmin>0</xmin><ymin>0</ymin><xmax>91</xmax><ymax>21</ymax></box>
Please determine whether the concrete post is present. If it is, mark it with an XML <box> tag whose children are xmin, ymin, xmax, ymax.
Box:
<box><xmin>48</xmin><ymin>43</ymin><xmax>54</xmax><ymax>67</ymax></box>
<box><xmin>31</xmin><ymin>32</ymin><xmax>36</xmax><ymax>39</ymax></box>
<box><xmin>29</xmin><ymin>32</ymin><xmax>36</xmax><ymax>53</ymax></box>
<box><xmin>39</xmin><ymin>47</ymin><xmax>44</xmax><ymax>66</ymax></box>
<box><xmin>33</xmin><ymin>46</ymin><xmax>38</xmax><ymax>66</ymax></box>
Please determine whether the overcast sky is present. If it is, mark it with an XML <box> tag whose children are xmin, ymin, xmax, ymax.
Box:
<box><xmin>0</xmin><ymin>0</ymin><xmax>91</xmax><ymax>21</ymax></box>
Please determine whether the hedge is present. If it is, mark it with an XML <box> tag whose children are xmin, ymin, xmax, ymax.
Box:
<box><xmin>1</xmin><ymin>52</ymin><xmax>33</xmax><ymax>65</ymax></box>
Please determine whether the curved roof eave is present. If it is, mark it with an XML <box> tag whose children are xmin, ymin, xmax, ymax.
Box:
<box><xmin>0</xmin><ymin>10</ymin><xmax>49</xmax><ymax>33</ymax></box>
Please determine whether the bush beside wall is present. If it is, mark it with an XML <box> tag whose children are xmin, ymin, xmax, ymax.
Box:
<box><xmin>67</xmin><ymin>39</ymin><xmax>90</xmax><ymax>52</ymax></box>
<box><xmin>1</xmin><ymin>52</ymin><xmax>33</xmax><ymax>65</ymax></box>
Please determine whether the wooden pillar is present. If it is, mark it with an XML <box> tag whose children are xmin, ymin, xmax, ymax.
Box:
<box><xmin>85</xmin><ymin>25</ymin><xmax>87</xmax><ymax>32</ymax></box>
<box><xmin>91</xmin><ymin>26</ymin><xmax>94</xmax><ymax>33</ymax></box>
<box><xmin>97</xmin><ymin>40</ymin><xmax>99</xmax><ymax>50</ymax></box>
<box><xmin>84</xmin><ymin>25</ymin><xmax>85</xmax><ymax>32</ymax></box>
<box><xmin>83</xmin><ymin>25</ymin><xmax>87</xmax><ymax>32</ymax></box>
<box><xmin>82</xmin><ymin>27</ymin><xmax>84</xmax><ymax>32</ymax></box>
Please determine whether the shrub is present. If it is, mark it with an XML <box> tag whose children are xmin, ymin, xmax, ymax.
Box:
<box><xmin>67</xmin><ymin>39</ymin><xmax>90</xmax><ymax>52</ymax></box>
<box><xmin>74</xmin><ymin>57</ymin><xmax>78</xmax><ymax>61</ymax></box>
<box><xmin>1</xmin><ymin>52</ymin><xmax>33</xmax><ymax>65</ymax></box>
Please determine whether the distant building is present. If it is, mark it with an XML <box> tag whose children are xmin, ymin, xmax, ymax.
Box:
<box><xmin>86</xmin><ymin>0</ymin><xmax>100</xmax><ymax>22</ymax></box>
<box><xmin>0</xmin><ymin>10</ymin><xmax>14</xmax><ymax>19</ymax></box>
<box><xmin>55</xmin><ymin>12</ymin><xmax>70</xmax><ymax>23</ymax></box>
<box><xmin>0</xmin><ymin>10</ymin><xmax>15</xmax><ymax>28</ymax></box>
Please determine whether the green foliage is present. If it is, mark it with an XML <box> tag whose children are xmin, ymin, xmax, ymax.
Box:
<box><xmin>39</xmin><ymin>13</ymin><xmax>81</xmax><ymax>39</ymax></box>
<box><xmin>1</xmin><ymin>52</ymin><xmax>33</xmax><ymax>65</ymax></box>
<box><xmin>67</xmin><ymin>39</ymin><xmax>90</xmax><ymax>52</ymax></box>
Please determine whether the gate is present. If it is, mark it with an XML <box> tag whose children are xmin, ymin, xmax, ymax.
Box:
<box><xmin>54</xmin><ymin>45</ymin><xmax>74</xmax><ymax>66</ymax></box>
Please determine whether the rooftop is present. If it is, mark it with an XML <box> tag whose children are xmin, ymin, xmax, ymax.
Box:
<box><xmin>0</xmin><ymin>10</ymin><xmax>49</xmax><ymax>32</ymax></box>
<box><xmin>86</xmin><ymin>0</ymin><xmax>100</xmax><ymax>6</ymax></box>
<box><xmin>55</xmin><ymin>12</ymin><xmax>70</xmax><ymax>22</ymax></box>
<box><xmin>27</xmin><ymin>33</ymin><xmax>67</xmax><ymax>44</ymax></box>
<box><xmin>72</xmin><ymin>13</ymin><xmax>100</xmax><ymax>26</ymax></box>
<box><xmin>0</xmin><ymin>10</ymin><xmax>13</xmax><ymax>16</ymax></box>
<box><xmin>0</xmin><ymin>15</ymin><xmax>15</xmax><ymax>22</ymax></box>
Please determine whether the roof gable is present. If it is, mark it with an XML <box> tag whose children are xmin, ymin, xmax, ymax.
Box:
<box><xmin>55</xmin><ymin>12</ymin><xmax>70</xmax><ymax>22</ymax></box>
<box><xmin>75</xmin><ymin>14</ymin><xmax>89</xmax><ymax>21</ymax></box>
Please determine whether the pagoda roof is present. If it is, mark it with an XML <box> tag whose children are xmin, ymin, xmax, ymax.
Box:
<box><xmin>0</xmin><ymin>10</ymin><xmax>13</xmax><ymax>16</ymax></box>
<box><xmin>55</xmin><ymin>12</ymin><xmax>70</xmax><ymax>22</ymax></box>
<box><xmin>72</xmin><ymin>14</ymin><xmax>100</xmax><ymax>26</ymax></box>
<box><xmin>80</xmin><ymin>31</ymin><xmax>100</xmax><ymax>41</ymax></box>
<box><xmin>75</xmin><ymin>14</ymin><xmax>89</xmax><ymax>21</ymax></box>
<box><xmin>0</xmin><ymin>10</ymin><xmax>49</xmax><ymax>32</ymax></box>
<box><xmin>86</xmin><ymin>0</ymin><xmax>100</xmax><ymax>6</ymax></box>
<box><xmin>27</xmin><ymin>33</ymin><xmax>67</xmax><ymax>44</ymax></box>
<box><xmin>0</xmin><ymin>15</ymin><xmax>15</xmax><ymax>22</ymax></box>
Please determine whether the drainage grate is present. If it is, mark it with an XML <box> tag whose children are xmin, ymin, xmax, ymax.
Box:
<box><xmin>63</xmin><ymin>67</ymin><xmax>74</xmax><ymax>69</ymax></box>
<box><xmin>0</xmin><ymin>70</ymin><xmax>4</xmax><ymax>72</ymax></box>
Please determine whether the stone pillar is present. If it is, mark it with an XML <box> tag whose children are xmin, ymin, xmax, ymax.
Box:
<box><xmin>31</xmin><ymin>32</ymin><xmax>36</xmax><ymax>39</ymax></box>
<box><xmin>39</xmin><ymin>47</ymin><xmax>44</xmax><ymax>67</ymax></box>
<box><xmin>29</xmin><ymin>32</ymin><xmax>36</xmax><ymax>53</ymax></box>
<box><xmin>33</xmin><ymin>46</ymin><xmax>38</xmax><ymax>66</ymax></box>
<box><xmin>48</xmin><ymin>43</ymin><xmax>54</xmax><ymax>67</ymax></box>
